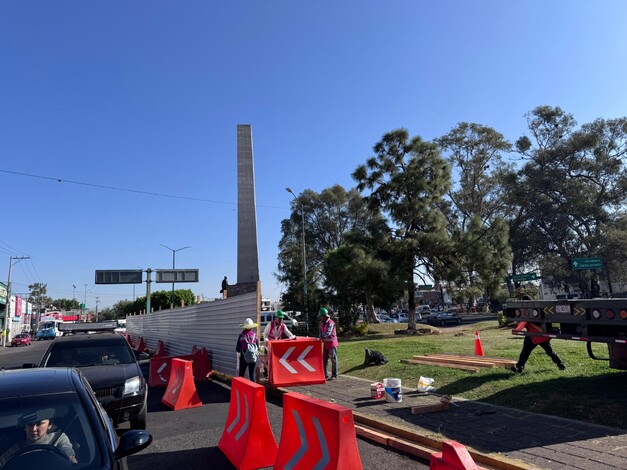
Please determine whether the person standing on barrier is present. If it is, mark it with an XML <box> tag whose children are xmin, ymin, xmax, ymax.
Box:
<box><xmin>236</xmin><ymin>318</ymin><xmax>259</xmax><ymax>382</ymax></box>
<box><xmin>263</xmin><ymin>310</ymin><xmax>296</xmax><ymax>341</ymax></box>
<box><xmin>318</xmin><ymin>307</ymin><xmax>338</xmax><ymax>380</ymax></box>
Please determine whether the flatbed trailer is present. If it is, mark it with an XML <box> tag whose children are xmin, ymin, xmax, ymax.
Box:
<box><xmin>504</xmin><ymin>298</ymin><xmax>627</xmax><ymax>369</ymax></box>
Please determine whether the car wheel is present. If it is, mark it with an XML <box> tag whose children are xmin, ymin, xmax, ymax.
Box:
<box><xmin>130</xmin><ymin>403</ymin><xmax>147</xmax><ymax>430</ymax></box>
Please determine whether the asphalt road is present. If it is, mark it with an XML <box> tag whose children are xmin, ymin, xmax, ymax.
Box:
<box><xmin>0</xmin><ymin>339</ymin><xmax>427</xmax><ymax>469</ymax></box>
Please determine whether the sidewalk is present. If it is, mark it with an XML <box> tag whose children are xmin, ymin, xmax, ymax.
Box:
<box><xmin>277</xmin><ymin>375</ymin><xmax>627</xmax><ymax>470</ymax></box>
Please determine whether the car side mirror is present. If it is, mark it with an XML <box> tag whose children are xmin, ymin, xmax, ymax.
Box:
<box><xmin>134</xmin><ymin>350</ymin><xmax>150</xmax><ymax>361</ymax></box>
<box><xmin>114</xmin><ymin>430</ymin><xmax>153</xmax><ymax>459</ymax></box>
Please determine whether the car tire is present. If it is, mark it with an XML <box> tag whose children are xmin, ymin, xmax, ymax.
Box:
<box><xmin>130</xmin><ymin>402</ymin><xmax>147</xmax><ymax>430</ymax></box>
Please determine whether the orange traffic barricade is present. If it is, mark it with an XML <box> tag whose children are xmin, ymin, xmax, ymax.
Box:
<box><xmin>268</xmin><ymin>337</ymin><xmax>325</xmax><ymax>387</ymax></box>
<box><xmin>162</xmin><ymin>358</ymin><xmax>202</xmax><ymax>411</ymax></box>
<box><xmin>149</xmin><ymin>356</ymin><xmax>173</xmax><ymax>388</ymax></box>
<box><xmin>218</xmin><ymin>377</ymin><xmax>278</xmax><ymax>469</ymax></box>
<box><xmin>431</xmin><ymin>440</ymin><xmax>485</xmax><ymax>470</ymax></box>
<box><xmin>274</xmin><ymin>391</ymin><xmax>362</xmax><ymax>469</ymax></box>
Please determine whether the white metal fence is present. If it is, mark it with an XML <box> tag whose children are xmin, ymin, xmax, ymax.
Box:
<box><xmin>126</xmin><ymin>291</ymin><xmax>258</xmax><ymax>376</ymax></box>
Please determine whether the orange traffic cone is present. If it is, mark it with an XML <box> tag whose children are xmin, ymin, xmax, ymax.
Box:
<box><xmin>474</xmin><ymin>331</ymin><xmax>484</xmax><ymax>356</ymax></box>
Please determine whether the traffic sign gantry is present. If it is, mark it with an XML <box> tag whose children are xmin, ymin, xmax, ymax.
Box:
<box><xmin>155</xmin><ymin>269</ymin><xmax>199</xmax><ymax>283</ymax></box>
<box><xmin>571</xmin><ymin>258</ymin><xmax>603</xmax><ymax>270</ymax></box>
<box><xmin>95</xmin><ymin>269</ymin><xmax>143</xmax><ymax>284</ymax></box>
<box><xmin>511</xmin><ymin>273</ymin><xmax>537</xmax><ymax>282</ymax></box>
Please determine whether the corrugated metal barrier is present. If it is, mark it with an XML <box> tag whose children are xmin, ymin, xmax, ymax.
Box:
<box><xmin>126</xmin><ymin>291</ymin><xmax>257</xmax><ymax>376</ymax></box>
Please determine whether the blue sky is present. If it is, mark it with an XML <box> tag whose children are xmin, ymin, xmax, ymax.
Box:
<box><xmin>1</xmin><ymin>1</ymin><xmax>626</xmax><ymax>309</ymax></box>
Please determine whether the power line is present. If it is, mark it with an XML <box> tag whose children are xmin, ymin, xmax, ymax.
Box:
<box><xmin>0</xmin><ymin>168</ymin><xmax>286</xmax><ymax>209</ymax></box>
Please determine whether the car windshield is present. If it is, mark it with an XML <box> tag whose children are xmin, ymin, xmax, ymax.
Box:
<box><xmin>0</xmin><ymin>393</ymin><xmax>102</xmax><ymax>469</ymax></box>
<box><xmin>43</xmin><ymin>344</ymin><xmax>135</xmax><ymax>367</ymax></box>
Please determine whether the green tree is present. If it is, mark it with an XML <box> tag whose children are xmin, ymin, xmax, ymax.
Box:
<box><xmin>502</xmin><ymin>106</ymin><xmax>627</xmax><ymax>292</ymax></box>
<box><xmin>52</xmin><ymin>298</ymin><xmax>81</xmax><ymax>311</ymax></box>
<box><xmin>28</xmin><ymin>283</ymin><xmax>52</xmax><ymax>313</ymax></box>
<box><xmin>277</xmin><ymin>185</ymin><xmax>374</xmax><ymax>331</ymax></box>
<box><xmin>353</xmin><ymin>129</ymin><xmax>452</xmax><ymax>329</ymax></box>
<box><xmin>436</xmin><ymin>123</ymin><xmax>513</xmax><ymax>306</ymax></box>
<box><xmin>323</xmin><ymin>214</ymin><xmax>402</xmax><ymax>327</ymax></box>
<box><xmin>130</xmin><ymin>289</ymin><xmax>196</xmax><ymax>313</ymax></box>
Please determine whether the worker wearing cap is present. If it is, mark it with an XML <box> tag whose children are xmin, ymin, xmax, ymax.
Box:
<box><xmin>318</xmin><ymin>307</ymin><xmax>338</xmax><ymax>380</ymax></box>
<box><xmin>263</xmin><ymin>311</ymin><xmax>296</xmax><ymax>341</ymax></box>
<box><xmin>0</xmin><ymin>408</ymin><xmax>77</xmax><ymax>465</ymax></box>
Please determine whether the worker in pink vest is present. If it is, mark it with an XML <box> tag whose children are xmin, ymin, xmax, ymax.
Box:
<box><xmin>263</xmin><ymin>311</ymin><xmax>296</xmax><ymax>341</ymax></box>
<box><xmin>318</xmin><ymin>307</ymin><xmax>338</xmax><ymax>380</ymax></box>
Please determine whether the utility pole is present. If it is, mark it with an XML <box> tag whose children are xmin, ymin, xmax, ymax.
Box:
<box><xmin>95</xmin><ymin>297</ymin><xmax>100</xmax><ymax>322</ymax></box>
<box><xmin>3</xmin><ymin>255</ymin><xmax>30</xmax><ymax>347</ymax></box>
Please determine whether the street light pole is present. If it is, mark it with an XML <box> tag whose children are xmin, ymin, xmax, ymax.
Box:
<box><xmin>160</xmin><ymin>244</ymin><xmax>191</xmax><ymax>307</ymax></box>
<box><xmin>286</xmin><ymin>187</ymin><xmax>308</xmax><ymax>335</ymax></box>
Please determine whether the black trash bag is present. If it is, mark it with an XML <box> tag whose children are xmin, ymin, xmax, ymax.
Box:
<box><xmin>364</xmin><ymin>347</ymin><xmax>388</xmax><ymax>366</ymax></box>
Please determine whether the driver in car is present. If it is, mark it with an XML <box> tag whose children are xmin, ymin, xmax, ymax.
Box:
<box><xmin>0</xmin><ymin>409</ymin><xmax>77</xmax><ymax>465</ymax></box>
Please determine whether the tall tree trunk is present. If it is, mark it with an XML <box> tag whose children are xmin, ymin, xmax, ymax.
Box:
<box><xmin>365</xmin><ymin>291</ymin><xmax>378</xmax><ymax>323</ymax></box>
<box><xmin>407</xmin><ymin>269</ymin><xmax>417</xmax><ymax>330</ymax></box>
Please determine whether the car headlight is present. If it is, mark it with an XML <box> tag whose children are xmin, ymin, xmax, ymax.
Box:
<box><xmin>124</xmin><ymin>376</ymin><xmax>142</xmax><ymax>395</ymax></box>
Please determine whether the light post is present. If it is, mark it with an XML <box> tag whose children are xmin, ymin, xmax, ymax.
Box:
<box><xmin>72</xmin><ymin>284</ymin><xmax>76</xmax><ymax>300</ymax></box>
<box><xmin>160</xmin><ymin>244</ymin><xmax>191</xmax><ymax>306</ymax></box>
<box><xmin>286</xmin><ymin>187</ymin><xmax>308</xmax><ymax>334</ymax></box>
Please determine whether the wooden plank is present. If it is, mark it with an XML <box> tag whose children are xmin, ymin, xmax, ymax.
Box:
<box><xmin>428</xmin><ymin>353</ymin><xmax>517</xmax><ymax>366</ymax></box>
<box><xmin>400</xmin><ymin>358</ymin><xmax>481</xmax><ymax>372</ymax></box>
<box><xmin>410</xmin><ymin>402</ymin><xmax>450</xmax><ymax>414</ymax></box>
<box><xmin>411</xmin><ymin>355</ymin><xmax>498</xmax><ymax>368</ymax></box>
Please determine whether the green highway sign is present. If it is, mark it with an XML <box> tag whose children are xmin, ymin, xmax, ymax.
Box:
<box><xmin>418</xmin><ymin>284</ymin><xmax>433</xmax><ymax>290</ymax></box>
<box><xmin>571</xmin><ymin>257</ymin><xmax>603</xmax><ymax>270</ymax></box>
<box><xmin>512</xmin><ymin>273</ymin><xmax>537</xmax><ymax>282</ymax></box>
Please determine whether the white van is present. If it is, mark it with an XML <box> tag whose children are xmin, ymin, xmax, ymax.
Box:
<box><xmin>259</xmin><ymin>311</ymin><xmax>298</xmax><ymax>329</ymax></box>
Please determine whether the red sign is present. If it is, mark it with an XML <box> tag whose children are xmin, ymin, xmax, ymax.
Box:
<box><xmin>268</xmin><ymin>337</ymin><xmax>325</xmax><ymax>387</ymax></box>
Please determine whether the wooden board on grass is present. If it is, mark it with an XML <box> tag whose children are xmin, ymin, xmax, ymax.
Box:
<box><xmin>411</xmin><ymin>355</ymin><xmax>500</xmax><ymax>368</ymax></box>
<box><xmin>427</xmin><ymin>353</ymin><xmax>517</xmax><ymax>366</ymax></box>
<box><xmin>400</xmin><ymin>358</ymin><xmax>481</xmax><ymax>373</ymax></box>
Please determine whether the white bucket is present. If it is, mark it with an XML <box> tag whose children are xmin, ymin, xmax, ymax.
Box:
<box><xmin>383</xmin><ymin>378</ymin><xmax>402</xmax><ymax>403</ymax></box>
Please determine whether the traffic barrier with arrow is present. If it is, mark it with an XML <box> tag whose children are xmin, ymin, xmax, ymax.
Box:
<box><xmin>218</xmin><ymin>377</ymin><xmax>278</xmax><ymax>469</ymax></box>
<box><xmin>268</xmin><ymin>338</ymin><xmax>325</xmax><ymax>387</ymax></box>
<box><xmin>274</xmin><ymin>391</ymin><xmax>363</xmax><ymax>470</ymax></box>
<box><xmin>162</xmin><ymin>358</ymin><xmax>202</xmax><ymax>411</ymax></box>
<box><xmin>430</xmin><ymin>440</ymin><xmax>485</xmax><ymax>469</ymax></box>
<box><xmin>148</xmin><ymin>347</ymin><xmax>212</xmax><ymax>387</ymax></box>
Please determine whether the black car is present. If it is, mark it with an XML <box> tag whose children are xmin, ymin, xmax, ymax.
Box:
<box><xmin>39</xmin><ymin>322</ymin><xmax>148</xmax><ymax>430</ymax></box>
<box><xmin>0</xmin><ymin>368</ymin><xmax>151</xmax><ymax>470</ymax></box>
<box><xmin>426</xmin><ymin>311</ymin><xmax>463</xmax><ymax>326</ymax></box>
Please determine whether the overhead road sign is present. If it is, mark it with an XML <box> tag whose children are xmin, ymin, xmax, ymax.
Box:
<box><xmin>512</xmin><ymin>273</ymin><xmax>537</xmax><ymax>282</ymax></box>
<box><xmin>156</xmin><ymin>269</ymin><xmax>199</xmax><ymax>283</ymax></box>
<box><xmin>95</xmin><ymin>269</ymin><xmax>143</xmax><ymax>284</ymax></box>
<box><xmin>418</xmin><ymin>284</ymin><xmax>433</xmax><ymax>290</ymax></box>
<box><xmin>571</xmin><ymin>258</ymin><xmax>603</xmax><ymax>270</ymax></box>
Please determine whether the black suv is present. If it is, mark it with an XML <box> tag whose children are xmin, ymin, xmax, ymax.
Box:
<box><xmin>39</xmin><ymin>322</ymin><xmax>148</xmax><ymax>430</ymax></box>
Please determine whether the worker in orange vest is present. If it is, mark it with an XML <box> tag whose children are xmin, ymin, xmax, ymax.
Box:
<box><xmin>511</xmin><ymin>321</ymin><xmax>566</xmax><ymax>373</ymax></box>
<box><xmin>511</xmin><ymin>293</ymin><xmax>565</xmax><ymax>374</ymax></box>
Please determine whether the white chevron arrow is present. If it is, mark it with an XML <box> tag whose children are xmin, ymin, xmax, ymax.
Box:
<box><xmin>284</xmin><ymin>410</ymin><xmax>329</xmax><ymax>470</ymax></box>
<box><xmin>226</xmin><ymin>388</ymin><xmax>250</xmax><ymax>441</ymax></box>
<box><xmin>280</xmin><ymin>347</ymin><xmax>298</xmax><ymax>373</ymax></box>
<box><xmin>280</xmin><ymin>346</ymin><xmax>316</xmax><ymax>374</ymax></box>
<box><xmin>170</xmin><ymin>365</ymin><xmax>183</xmax><ymax>395</ymax></box>
<box><xmin>157</xmin><ymin>362</ymin><xmax>168</xmax><ymax>382</ymax></box>
<box><xmin>297</xmin><ymin>346</ymin><xmax>315</xmax><ymax>372</ymax></box>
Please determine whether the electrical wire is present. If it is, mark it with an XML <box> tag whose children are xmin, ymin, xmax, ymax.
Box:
<box><xmin>0</xmin><ymin>168</ymin><xmax>286</xmax><ymax>209</ymax></box>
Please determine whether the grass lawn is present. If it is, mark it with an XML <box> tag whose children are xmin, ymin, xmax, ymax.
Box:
<box><xmin>337</xmin><ymin>321</ymin><xmax>627</xmax><ymax>429</ymax></box>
